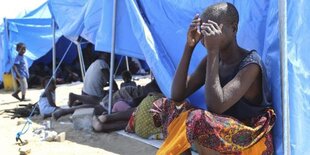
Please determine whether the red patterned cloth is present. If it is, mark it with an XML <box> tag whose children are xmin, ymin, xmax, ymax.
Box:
<box><xmin>151</xmin><ymin>98</ymin><xmax>276</xmax><ymax>154</ymax></box>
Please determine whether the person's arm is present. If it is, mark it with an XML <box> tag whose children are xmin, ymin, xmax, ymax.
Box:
<box><xmin>13</xmin><ymin>65</ymin><xmax>21</xmax><ymax>78</ymax></box>
<box><xmin>202</xmin><ymin>20</ymin><xmax>261</xmax><ymax>114</ymax></box>
<box><xmin>171</xmin><ymin>54</ymin><xmax>207</xmax><ymax>102</ymax></box>
<box><xmin>171</xmin><ymin>14</ymin><xmax>205</xmax><ymax>102</ymax></box>
<box><xmin>207</xmin><ymin>59</ymin><xmax>260</xmax><ymax>114</ymax></box>
<box><xmin>120</xmin><ymin>83</ymin><xmax>124</xmax><ymax>88</ymax></box>
<box><xmin>132</xmin><ymin>81</ymin><xmax>137</xmax><ymax>87</ymax></box>
<box><xmin>132</xmin><ymin>96</ymin><xmax>145</xmax><ymax>107</ymax></box>
<box><xmin>101</xmin><ymin>68</ymin><xmax>119</xmax><ymax>91</ymax></box>
<box><xmin>13</xmin><ymin>57</ymin><xmax>21</xmax><ymax>78</ymax></box>
<box><xmin>45</xmin><ymin>91</ymin><xmax>57</xmax><ymax>107</ymax></box>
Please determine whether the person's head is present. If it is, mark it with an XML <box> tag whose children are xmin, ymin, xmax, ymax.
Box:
<box><xmin>121</xmin><ymin>70</ymin><xmax>132</xmax><ymax>82</ymax></box>
<box><xmin>200</xmin><ymin>2</ymin><xmax>239</xmax><ymax>49</ymax></box>
<box><xmin>94</xmin><ymin>52</ymin><xmax>110</xmax><ymax>65</ymax></box>
<box><xmin>96</xmin><ymin>52</ymin><xmax>110</xmax><ymax>60</ymax></box>
<box><xmin>41</xmin><ymin>76</ymin><xmax>56</xmax><ymax>92</ymax></box>
<box><xmin>144</xmin><ymin>79</ymin><xmax>161</xmax><ymax>94</ymax></box>
<box><xmin>16</xmin><ymin>42</ymin><xmax>26</xmax><ymax>55</ymax></box>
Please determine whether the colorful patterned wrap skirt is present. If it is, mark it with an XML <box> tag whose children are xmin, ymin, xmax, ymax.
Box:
<box><xmin>151</xmin><ymin>98</ymin><xmax>276</xmax><ymax>155</ymax></box>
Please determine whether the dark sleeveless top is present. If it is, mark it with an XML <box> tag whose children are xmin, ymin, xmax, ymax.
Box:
<box><xmin>221</xmin><ymin>51</ymin><xmax>272</xmax><ymax>120</ymax></box>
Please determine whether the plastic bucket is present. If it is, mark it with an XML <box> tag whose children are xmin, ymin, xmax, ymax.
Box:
<box><xmin>3</xmin><ymin>73</ymin><xmax>17</xmax><ymax>91</ymax></box>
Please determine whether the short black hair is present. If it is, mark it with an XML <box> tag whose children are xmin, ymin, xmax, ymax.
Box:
<box><xmin>201</xmin><ymin>2</ymin><xmax>239</xmax><ymax>25</ymax></box>
<box><xmin>16</xmin><ymin>42</ymin><xmax>25</xmax><ymax>51</ymax></box>
<box><xmin>121</xmin><ymin>70</ymin><xmax>132</xmax><ymax>81</ymax></box>
<box><xmin>41</xmin><ymin>76</ymin><xmax>56</xmax><ymax>89</ymax></box>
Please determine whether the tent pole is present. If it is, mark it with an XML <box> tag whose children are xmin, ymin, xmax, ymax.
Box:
<box><xmin>108</xmin><ymin>0</ymin><xmax>118</xmax><ymax>114</ymax></box>
<box><xmin>79</xmin><ymin>43</ymin><xmax>86</xmax><ymax>78</ymax></box>
<box><xmin>125</xmin><ymin>56</ymin><xmax>129</xmax><ymax>71</ymax></box>
<box><xmin>52</xmin><ymin>18</ymin><xmax>56</xmax><ymax>80</ymax></box>
<box><xmin>279</xmin><ymin>0</ymin><xmax>290</xmax><ymax>155</ymax></box>
<box><xmin>114</xmin><ymin>56</ymin><xmax>124</xmax><ymax>77</ymax></box>
<box><xmin>76</xmin><ymin>41</ymin><xmax>86</xmax><ymax>81</ymax></box>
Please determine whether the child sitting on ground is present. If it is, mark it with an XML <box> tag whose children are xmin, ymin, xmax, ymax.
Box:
<box><xmin>38</xmin><ymin>77</ymin><xmax>59</xmax><ymax>118</ymax></box>
<box><xmin>120</xmin><ymin>70</ymin><xmax>137</xmax><ymax>88</ymax></box>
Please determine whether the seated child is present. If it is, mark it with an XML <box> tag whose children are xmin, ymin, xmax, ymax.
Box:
<box><xmin>38</xmin><ymin>77</ymin><xmax>59</xmax><ymax>118</ymax></box>
<box><xmin>120</xmin><ymin>70</ymin><xmax>137</xmax><ymax>88</ymax></box>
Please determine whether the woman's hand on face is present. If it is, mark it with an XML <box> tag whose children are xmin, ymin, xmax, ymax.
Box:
<box><xmin>186</xmin><ymin>14</ymin><xmax>202</xmax><ymax>48</ymax></box>
<box><xmin>201</xmin><ymin>20</ymin><xmax>223</xmax><ymax>53</ymax></box>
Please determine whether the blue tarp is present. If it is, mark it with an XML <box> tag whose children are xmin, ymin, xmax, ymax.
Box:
<box><xmin>0</xmin><ymin>2</ymin><xmax>62</xmax><ymax>81</ymax></box>
<box><xmin>52</xmin><ymin>0</ymin><xmax>284</xmax><ymax>154</ymax></box>
<box><xmin>0</xmin><ymin>1</ymin><xmax>49</xmax><ymax>81</ymax></box>
<box><xmin>47</xmin><ymin>0</ymin><xmax>88</xmax><ymax>42</ymax></box>
<box><xmin>33</xmin><ymin>36</ymin><xmax>78</xmax><ymax>65</ymax></box>
<box><xmin>287</xmin><ymin>0</ymin><xmax>310</xmax><ymax>154</ymax></box>
<box><xmin>0</xmin><ymin>2</ymin><xmax>82</xmax><ymax>82</ymax></box>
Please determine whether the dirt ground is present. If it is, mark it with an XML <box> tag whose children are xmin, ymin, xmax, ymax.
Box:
<box><xmin>0</xmin><ymin>76</ymin><xmax>158</xmax><ymax>155</ymax></box>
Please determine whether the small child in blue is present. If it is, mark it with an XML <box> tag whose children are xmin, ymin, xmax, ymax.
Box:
<box><xmin>38</xmin><ymin>77</ymin><xmax>59</xmax><ymax>118</ymax></box>
<box><xmin>120</xmin><ymin>70</ymin><xmax>137</xmax><ymax>88</ymax></box>
<box><xmin>12</xmin><ymin>42</ymin><xmax>29</xmax><ymax>101</ymax></box>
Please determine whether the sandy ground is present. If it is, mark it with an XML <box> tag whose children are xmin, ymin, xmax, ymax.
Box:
<box><xmin>0</xmin><ymin>75</ymin><xmax>158</xmax><ymax>155</ymax></box>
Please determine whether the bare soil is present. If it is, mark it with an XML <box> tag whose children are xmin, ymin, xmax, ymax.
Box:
<box><xmin>0</xmin><ymin>76</ymin><xmax>157</xmax><ymax>155</ymax></box>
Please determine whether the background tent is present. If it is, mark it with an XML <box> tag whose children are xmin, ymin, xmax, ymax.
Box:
<box><xmin>0</xmin><ymin>0</ymin><xmax>52</xmax><ymax>81</ymax></box>
<box><xmin>0</xmin><ymin>1</ymin><xmax>86</xmax><ymax>82</ymax></box>
<box><xmin>50</xmin><ymin>0</ymin><xmax>284</xmax><ymax>154</ymax></box>
<box><xmin>49</xmin><ymin>0</ymin><xmax>145</xmax><ymax>60</ymax></box>
<box><xmin>0</xmin><ymin>1</ymin><xmax>62</xmax><ymax>82</ymax></box>
<box><xmin>287</xmin><ymin>0</ymin><xmax>310</xmax><ymax>154</ymax></box>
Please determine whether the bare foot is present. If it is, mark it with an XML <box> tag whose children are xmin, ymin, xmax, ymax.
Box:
<box><xmin>98</xmin><ymin>115</ymin><xmax>107</xmax><ymax>123</ymax></box>
<box><xmin>52</xmin><ymin>109</ymin><xmax>66</xmax><ymax>120</ymax></box>
<box><xmin>71</xmin><ymin>101</ymin><xmax>83</xmax><ymax>107</ymax></box>
<box><xmin>12</xmin><ymin>93</ymin><xmax>21</xmax><ymax>101</ymax></box>
<box><xmin>68</xmin><ymin>93</ymin><xmax>75</xmax><ymax>107</ymax></box>
<box><xmin>20</xmin><ymin>98</ymin><xmax>31</xmax><ymax>102</ymax></box>
<box><xmin>92</xmin><ymin>115</ymin><xmax>104</xmax><ymax>132</ymax></box>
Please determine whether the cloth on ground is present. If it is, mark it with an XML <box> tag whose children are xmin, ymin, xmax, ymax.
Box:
<box><xmin>125</xmin><ymin>93</ymin><xmax>164</xmax><ymax>139</ymax></box>
<box><xmin>4</xmin><ymin>103</ymin><xmax>39</xmax><ymax>118</ymax></box>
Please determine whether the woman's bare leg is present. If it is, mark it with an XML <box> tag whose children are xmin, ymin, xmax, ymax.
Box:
<box><xmin>181</xmin><ymin>149</ymin><xmax>192</xmax><ymax>155</ymax></box>
<box><xmin>68</xmin><ymin>93</ymin><xmax>100</xmax><ymax>106</ymax></box>
<box><xmin>92</xmin><ymin>108</ymin><xmax>136</xmax><ymax>132</ymax></box>
<box><xmin>92</xmin><ymin>119</ymin><xmax>128</xmax><ymax>132</ymax></box>
<box><xmin>98</xmin><ymin>108</ymin><xmax>136</xmax><ymax>123</ymax></box>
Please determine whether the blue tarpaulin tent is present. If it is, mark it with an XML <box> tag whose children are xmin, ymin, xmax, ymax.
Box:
<box><xmin>1</xmin><ymin>0</ymin><xmax>309</xmax><ymax>154</ymax></box>
<box><xmin>0</xmin><ymin>1</ymin><xmax>62</xmax><ymax>81</ymax></box>
<box><xmin>287</xmin><ymin>0</ymin><xmax>310</xmax><ymax>154</ymax></box>
<box><xmin>0</xmin><ymin>1</ymin><xmax>86</xmax><ymax>82</ymax></box>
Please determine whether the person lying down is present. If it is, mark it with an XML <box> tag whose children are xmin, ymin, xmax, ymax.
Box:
<box><xmin>92</xmin><ymin>92</ymin><xmax>164</xmax><ymax>141</ymax></box>
<box><xmin>52</xmin><ymin>79</ymin><xmax>161</xmax><ymax>120</ymax></box>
